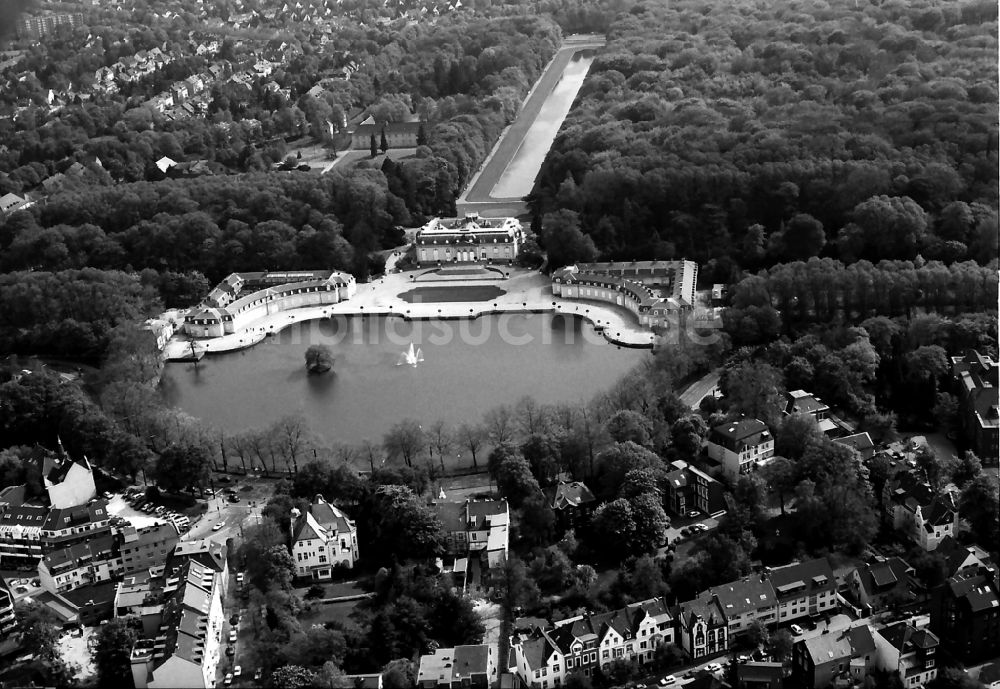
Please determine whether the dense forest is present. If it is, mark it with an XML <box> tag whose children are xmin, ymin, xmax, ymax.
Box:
<box><xmin>531</xmin><ymin>0</ymin><xmax>999</xmax><ymax>281</ymax></box>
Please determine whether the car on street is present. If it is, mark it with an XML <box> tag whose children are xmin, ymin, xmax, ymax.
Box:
<box><xmin>790</xmin><ymin>624</ymin><xmax>804</xmax><ymax>635</ymax></box>
<box><xmin>680</xmin><ymin>527</ymin><xmax>692</xmax><ymax>537</ymax></box>
<box><xmin>102</xmin><ymin>491</ymin><xmax>114</xmax><ymax>500</ymax></box>
<box><xmin>233</xmin><ymin>666</ymin><xmax>242</xmax><ymax>677</ymax></box>
<box><xmin>254</xmin><ymin>669</ymin><xmax>263</xmax><ymax>680</ymax></box>
<box><xmin>223</xmin><ymin>672</ymin><xmax>233</xmax><ymax>686</ymax></box>
<box><xmin>705</xmin><ymin>663</ymin><xmax>722</xmax><ymax>673</ymax></box>
<box><xmin>683</xmin><ymin>668</ymin><xmax>699</xmax><ymax>678</ymax></box>
<box><xmin>213</xmin><ymin>522</ymin><xmax>225</xmax><ymax>531</ymax></box>
<box><xmin>692</xmin><ymin>523</ymin><xmax>708</xmax><ymax>532</ymax></box>
<box><xmin>685</xmin><ymin>509</ymin><xmax>701</xmax><ymax>518</ymax></box>
<box><xmin>228</xmin><ymin>495</ymin><xmax>241</xmax><ymax>503</ymax></box>
<box><xmin>229</xmin><ymin>629</ymin><xmax>237</xmax><ymax>643</ymax></box>
<box><xmin>658</xmin><ymin>676</ymin><xmax>676</xmax><ymax>686</ymax></box>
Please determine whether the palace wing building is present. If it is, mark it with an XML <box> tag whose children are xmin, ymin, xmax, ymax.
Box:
<box><xmin>551</xmin><ymin>260</ymin><xmax>698</xmax><ymax>329</ymax></box>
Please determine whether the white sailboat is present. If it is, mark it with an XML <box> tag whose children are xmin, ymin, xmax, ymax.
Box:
<box><xmin>397</xmin><ymin>342</ymin><xmax>424</xmax><ymax>367</ymax></box>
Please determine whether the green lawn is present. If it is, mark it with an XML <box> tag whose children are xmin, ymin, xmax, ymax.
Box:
<box><xmin>398</xmin><ymin>285</ymin><xmax>506</xmax><ymax>303</ymax></box>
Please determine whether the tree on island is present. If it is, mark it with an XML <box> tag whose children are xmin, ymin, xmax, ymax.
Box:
<box><xmin>305</xmin><ymin>345</ymin><xmax>334</xmax><ymax>373</ymax></box>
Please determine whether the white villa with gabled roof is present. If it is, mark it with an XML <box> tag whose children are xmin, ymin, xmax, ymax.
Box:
<box><xmin>290</xmin><ymin>495</ymin><xmax>359</xmax><ymax>580</ymax></box>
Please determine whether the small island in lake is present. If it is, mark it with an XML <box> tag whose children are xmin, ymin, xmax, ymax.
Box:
<box><xmin>305</xmin><ymin>345</ymin><xmax>334</xmax><ymax>374</ymax></box>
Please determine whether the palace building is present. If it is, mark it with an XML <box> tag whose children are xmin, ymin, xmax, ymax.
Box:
<box><xmin>551</xmin><ymin>260</ymin><xmax>698</xmax><ymax>328</ymax></box>
<box><xmin>414</xmin><ymin>213</ymin><xmax>524</xmax><ymax>265</ymax></box>
<box><xmin>183</xmin><ymin>270</ymin><xmax>356</xmax><ymax>338</ymax></box>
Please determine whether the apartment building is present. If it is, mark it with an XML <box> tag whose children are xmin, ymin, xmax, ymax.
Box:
<box><xmin>417</xmin><ymin>645</ymin><xmax>496</xmax><ymax>688</ymax></box>
<box><xmin>120</xmin><ymin>523</ymin><xmax>180</xmax><ymax>574</ymax></box>
<box><xmin>38</xmin><ymin>533</ymin><xmax>121</xmax><ymax>594</ymax></box>
<box><xmin>130</xmin><ymin>560</ymin><xmax>225</xmax><ymax>689</ymax></box>
<box><xmin>768</xmin><ymin>558</ymin><xmax>839</xmax><ymax>624</ymax></box>
<box><xmin>706</xmin><ymin>418</ymin><xmax>775</xmax><ymax>480</ymax></box>
<box><xmin>929</xmin><ymin>567</ymin><xmax>1000</xmax><ymax>664</ymax></box>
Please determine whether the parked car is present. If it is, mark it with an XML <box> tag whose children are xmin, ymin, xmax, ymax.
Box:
<box><xmin>229</xmin><ymin>629</ymin><xmax>237</xmax><ymax>643</ymax></box>
<box><xmin>233</xmin><ymin>666</ymin><xmax>242</xmax><ymax>677</ymax></box>
<box><xmin>790</xmin><ymin>624</ymin><xmax>804</xmax><ymax>635</ymax></box>
<box><xmin>228</xmin><ymin>495</ymin><xmax>241</xmax><ymax>503</ymax></box>
<box><xmin>254</xmin><ymin>669</ymin><xmax>263</xmax><ymax>680</ymax></box>
<box><xmin>680</xmin><ymin>527</ymin><xmax>692</xmax><ymax>537</ymax></box>
<box><xmin>102</xmin><ymin>491</ymin><xmax>114</xmax><ymax>500</ymax></box>
<box><xmin>693</xmin><ymin>523</ymin><xmax>708</xmax><ymax>532</ymax></box>
<box><xmin>685</xmin><ymin>509</ymin><xmax>701</xmax><ymax>518</ymax></box>
<box><xmin>213</xmin><ymin>522</ymin><xmax>225</xmax><ymax>531</ymax></box>
<box><xmin>658</xmin><ymin>676</ymin><xmax>676</xmax><ymax>686</ymax></box>
<box><xmin>224</xmin><ymin>672</ymin><xmax>233</xmax><ymax>686</ymax></box>
<box><xmin>705</xmin><ymin>663</ymin><xmax>722</xmax><ymax>673</ymax></box>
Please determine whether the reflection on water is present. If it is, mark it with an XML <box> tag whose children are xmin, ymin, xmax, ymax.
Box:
<box><xmin>161</xmin><ymin>314</ymin><xmax>645</xmax><ymax>444</ymax></box>
<box><xmin>492</xmin><ymin>53</ymin><xmax>595</xmax><ymax>198</ymax></box>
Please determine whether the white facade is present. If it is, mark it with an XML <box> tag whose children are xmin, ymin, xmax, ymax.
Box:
<box><xmin>184</xmin><ymin>270</ymin><xmax>357</xmax><ymax>339</ymax></box>
<box><xmin>290</xmin><ymin>497</ymin><xmax>359</xmax><ymax>580</ymax></box>
<box><xmin>414</xmin><ymin>214</ymin><xmax>523</xmax><ymax>265</ymax></box>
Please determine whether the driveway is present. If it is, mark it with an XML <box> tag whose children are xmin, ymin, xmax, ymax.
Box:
<box><xmin>679</xmin><ymin>369</ymin><xmax>721</xmax><ymax>410</ymax></box>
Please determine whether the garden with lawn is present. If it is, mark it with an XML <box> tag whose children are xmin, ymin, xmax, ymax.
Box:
<box><xmin>398</xmin><ymin>285</ymin><xmax>506</xmax><ymax>302</ymax></box>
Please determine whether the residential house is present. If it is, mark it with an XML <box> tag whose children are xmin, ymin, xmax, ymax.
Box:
<box><xmin>38</xmin><ymin>533</ymin><xmax>122</xmax><ymax>594</ymax></box>
<box><xmin>676</xmin><ymin>591</ymin><xmax>728</xmax><ymax>660</ymax></box>
<box><xmin>120</xmin><ymin>522</ymin><xmax>180</xmax><ymax>575</ymax></box>
<box><xmin>935</xmin><ymin>536</ymin><xmax>996</xmax><ymax>579</ymax></box>
<box><xmin>351</xmin><ymin>119</ymin><xmax>424</xmax><ymax>149</ymax></box>
<box><xmin>785</xmin><ymin>390</ymin><xmax>838</xmax><ymax>435</ymax></box>
<box><xmin>130</xmin><ymin>560</ymin><xmax>225</xmax><ymax>689</ymax></box>
<box><xmin>738</xmin><ymin>662</ymin><xmax>787</xmax><ymax>689</ymax></box>
<box><xmin>433</xmin><ymin>499</ymin><xmax>509</xmax><ymax>588</ymax></box>
<box><xmin>706</xmin><ymin>418</ymin><xmax>775</xmax><ymax>480</ymax></box>
<box><xmin>171</xmin><ymin>82</ymin><xmax>189</xmax><ymax>102</ymax></box>
<box><xmin>883</xmin><ymin>472</ymin><xmax>959</xmax><ymax>552</ymax></box>
<box><xmin>847</xmin><ymin>557</ymin><xmax>916</xmax><ymax>614</ymax></box>
<box><xmin>544</xmin><ymin>481</ymin><xmax>597</xmax><ymax>530</ymax></box>
<box><xmin>792</xmin><ymin>626</ymin><xmax>877</xmax><ymax>689</ymax></box>
<box><xmin>510</xmin><ymin>597</ymin><xmax>674</xmax><ymax>687</ymax></box>
<box><xmin>929</xmin><ymin>567</ymin><xmax>1000</xmax><ymax>664</ymax></box>
<box><xmin>417</xmin><ymin>644</ymin><xmax>496</xmax><ymax>688</ymax></box>
<box><xmin>290</xmin><ymin>496</ymin><xmax>359</xmax><ymax>581</ymax></box>
<box><xmin>708</xmin><ymin>575</ymin><xmax>779</xmax><ymax>634</ymax></box>
<box><xmin>950</xmin><ymin>350</ymin><xmax>999</xmax><ymax>463</ymax></box>
<box><xmin>663</xmin><ymin>460</ymin><xmax>727</xmax><ymax>518</ymax></box>
<box><xmin>0</xmin><ymin>587</ymin><xmax>15</xmax><ymax>635</ymax></box>
<box><xmin>872</xmin><ymin>622</ymin><xmax>939</xmax><ymax>689</ymax></box>
<box><xmin>834</xmin><ymin>432</ymin><xmax>876</xmax><ymax>461</ymax></box>
<box><xmin>767</xmin><ymin>558</ymin><xmax>839</xmax><ymax>624</ymax></box>
<box><xmin>0</xmin><ymin>192</ymin><xmax>31</xmax><ymax>215</ymax></box>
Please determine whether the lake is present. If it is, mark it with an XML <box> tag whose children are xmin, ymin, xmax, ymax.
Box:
<box><xmin>491</xmin><ymin>52</ymin><xmax>595</xmax><ymax>199</ymax></box>
<box><xmin>161</xmin><ymin>313</ymin><xmax>647</xmax><ymax>445</ymax></box>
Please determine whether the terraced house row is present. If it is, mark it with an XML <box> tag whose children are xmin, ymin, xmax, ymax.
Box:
<box><xmin>510</xmin><ymin>558</ymin><xmax>839</xmax><ymax>687</ymax></box>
